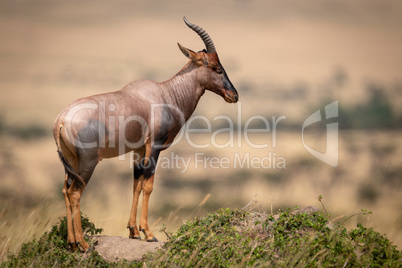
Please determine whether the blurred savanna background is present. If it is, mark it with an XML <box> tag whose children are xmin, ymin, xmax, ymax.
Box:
<box><xmin>1</xmin><ymin>0</ymin><xmax>401</xmax><ymax>259</ymax></box>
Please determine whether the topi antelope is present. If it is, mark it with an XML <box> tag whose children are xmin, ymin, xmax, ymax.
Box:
<box><xmin>53</xmin><ymin>17</ymin><xmax>239</xmax><ymax>252</ymax></box>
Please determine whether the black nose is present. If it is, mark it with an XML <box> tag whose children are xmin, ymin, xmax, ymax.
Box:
<box><xmin>234</xmin><ymin>94</ymin><xmax>239</xmax><ymax>102</ymax></box>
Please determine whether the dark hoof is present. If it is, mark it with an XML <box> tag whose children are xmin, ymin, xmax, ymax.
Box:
<box><xmin>146</xmin><ymin>237</ymin><xmax>158</xmax><ymax>242</ymax></box>
<box><xmin>128</xmin><ymin>226</ymin><xmax>141</xmax><ymax>240</ymax></box>
<box><xmin>67</xmin><ymin>242</ymin><xmax>75</xmax><ymax>252</ymax></box>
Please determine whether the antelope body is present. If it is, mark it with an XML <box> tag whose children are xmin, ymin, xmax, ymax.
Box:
<box><xmin>53</xmin><ymin>17</ymin><xmax>238</xmax><ymax>252</ymax></box>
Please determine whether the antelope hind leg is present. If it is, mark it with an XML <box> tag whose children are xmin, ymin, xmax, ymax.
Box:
<box><xmin>67</xmin><ymin>182</ymin><xmax>90</xmax><ymax>252</ymax></box>
<box><xmin>62</xmin><ymin>174</ymin><xmax>76</xmax><ymax>250</ymax></box>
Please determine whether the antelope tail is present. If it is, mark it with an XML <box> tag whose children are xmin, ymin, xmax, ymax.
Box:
<box><xmin>55</xmin><ymin>124</ymin><xmax>86</xmax><ymax>189</ymax></box>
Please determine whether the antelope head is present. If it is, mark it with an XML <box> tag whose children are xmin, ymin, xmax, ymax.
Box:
<box><xmin>178</xmin><ymin>17</ymin><xmax>239</xmax><ymax>103</ymax></box>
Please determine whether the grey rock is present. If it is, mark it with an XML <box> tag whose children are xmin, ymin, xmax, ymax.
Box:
<box><xmin>93</xmin><ymin>236</ymin><xmax>164</xmax><ymax>262</ymax></box>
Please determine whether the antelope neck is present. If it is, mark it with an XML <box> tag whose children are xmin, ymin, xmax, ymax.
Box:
<box><xmin>160</xmin><ymin>62</ymin><xmax>205</xmax><ymax>121</ymax></box>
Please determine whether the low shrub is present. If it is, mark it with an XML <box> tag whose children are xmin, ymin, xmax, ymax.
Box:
<box><xmin>144</xmin><ymin>208</ymin><xmax>400</xmax><ymax>267</ymax></box>
<box><xmin>1</xmin><ymin>208</ymin><xmax>400</xmax><ymax>267</ymax></box>
<box><xmin>1</xmin><ymin>213</ymin><xmax>107</xmax><ymax>268</ymax></box>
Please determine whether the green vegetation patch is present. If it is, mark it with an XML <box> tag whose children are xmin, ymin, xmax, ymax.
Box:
<box><xmin>147</xmin><ymin>208</ymin><xmax>401</xmax><ymax>267</ymax></box>
<box><xmin>1</xmin><ymin>214</ymin><xmax>107</xmax><ymax>268</ymax></box>
<box><xmin>1</xmin><ymin>208</ymin><xmax>401</xmax><ymax>267</ymax></box>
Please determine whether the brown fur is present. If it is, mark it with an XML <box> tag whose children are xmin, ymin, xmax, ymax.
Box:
<box><xmin>53</xmin><ymin>19</ymin><xmax>238</xmax><ymax>252</ymax></box>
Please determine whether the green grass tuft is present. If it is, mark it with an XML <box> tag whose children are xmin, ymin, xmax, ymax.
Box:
<box><xmin>1</xmin><ymin>208</ymin><xmax>400</xmax><ymax>267</ymax></box>
<box><xmin>1</xmin><ymin>213</ymin><xmax>107</xmax><ymax>268</ymax></box>
<box><xmin>144</xmin><ymin>207</ymin><xmax>401</xmax><ymax>267</ymax></box>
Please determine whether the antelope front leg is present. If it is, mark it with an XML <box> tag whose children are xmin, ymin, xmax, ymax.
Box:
<box><xmin>139</xmin><ymin>175</ymin><xmax>157</xmax><ymax>242</ymax></box>
<box><xmin>127</xmin><ymin>170</ymin><xmax>142</xmax><ymax>239</ymax></box>
<box><xmin>139</xmin><ymin>145</ymin><xmax>160</xmax><ymax>242</ymax></box>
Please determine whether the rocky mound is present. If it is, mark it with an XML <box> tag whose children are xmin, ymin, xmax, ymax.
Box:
<box><xmin>94</xmin><ymin>236</ymin><xmax>164</xmax><ymax>262</ymax></box>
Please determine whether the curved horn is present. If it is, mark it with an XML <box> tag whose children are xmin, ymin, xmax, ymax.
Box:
<box><xmin>183</xmin><ymin>16</ymin><xmax>216</xmax><ymax>54</ymax></box>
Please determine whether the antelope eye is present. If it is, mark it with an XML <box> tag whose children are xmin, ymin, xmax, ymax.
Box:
<box><xmin>215</xmin><ymin>66</ymin><xmax>223</xmax><ymax>74</ymax></box>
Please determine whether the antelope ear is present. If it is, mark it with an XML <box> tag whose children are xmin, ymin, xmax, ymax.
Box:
<box><xmin>178</xmin><ymin>43</ymin><xmax>198</xmax><ymax>61</ymax></box>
